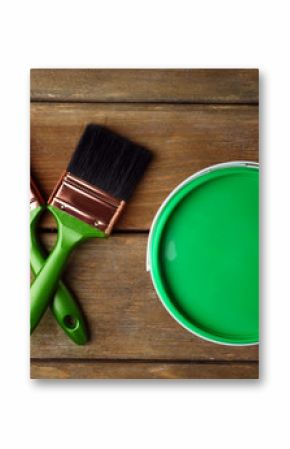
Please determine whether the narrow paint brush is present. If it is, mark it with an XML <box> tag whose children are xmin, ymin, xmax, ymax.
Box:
<box><xmin>30</xmin><ymin>177</ymin><xmax>89</xmax><ymax>343</ymax></box>
<box><xmin>30</xmin><ymin>125</ymin><xmax>152</xmax><ymax>332</ymax></box>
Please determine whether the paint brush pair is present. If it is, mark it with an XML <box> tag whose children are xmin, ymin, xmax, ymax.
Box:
<box><xmin>30</xmin><ymin>124</ymin><xmax>152</xmax><ymax>335</ymax></box>
<box><xmin>30</xmin><ymin>178</ymin><xmax>88</xmax><ymax>344</ymax></box>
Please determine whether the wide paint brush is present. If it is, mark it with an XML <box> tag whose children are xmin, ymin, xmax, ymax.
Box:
<box><xmin>30</xmin><ymin>177</ymin><xmax>88</xmax><ymax>343</ymax></box>
<box><xmin>30</xmin><ymin>125</ymin><xmax>152</xmax><ymax>332</ymax></box>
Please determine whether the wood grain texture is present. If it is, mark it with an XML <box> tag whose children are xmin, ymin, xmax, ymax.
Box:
<box><xmin>31</xmin><ymin>69</ymin><xmax>259</xmax><ymax>379</ymax></box>
<box><xmin>31</xmin><ymin>360</ymin><xmax>259</xmax><ymax>379</ymax></box>
<box><xmin>31</xmin><ymin>102</ymin><xmax>258</xmax><ymax>230</ymax></box>
<box><xmin>30</xmin><ymin>234</ymin><xmax>259</xmax><ymax>362</ymax></box>
<box><xmin>31</xmin><ymin>69</ymin><xmax>259</xmax><ymax>104</ymax></box>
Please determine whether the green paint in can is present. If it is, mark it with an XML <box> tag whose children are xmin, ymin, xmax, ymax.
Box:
<box><xmin>147</xmin><ymin>162</ymin><xmax>259</xmax><ymax>345</ymax></box>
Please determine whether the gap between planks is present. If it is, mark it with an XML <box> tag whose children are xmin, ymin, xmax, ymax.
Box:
<box><xmin>39</xmin><ymin>228</ymin><xmax>149</xmax><ymax>234</ymax></box>
<box><xmin>31</xmin><ymin>100</ymin><xmax>258</xmax><ymax>106</ymax></box>
<box><xmin>31</xmin><ymin>358</ymin><xmax>258</xmax><ymax>365</ymax></box>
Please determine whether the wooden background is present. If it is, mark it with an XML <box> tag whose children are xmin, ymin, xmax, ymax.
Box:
<box><xmin>30</xmin><ymin>69</ymin><xmax>259</xmax><ymax>379</ymax></box>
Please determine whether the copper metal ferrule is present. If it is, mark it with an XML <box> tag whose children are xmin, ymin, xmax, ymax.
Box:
<box><xmin>30</xmin><ymin>177</ymin><xmax>45</xmax><ymax>210</ymax></box>
<box><xmin>48</xmin><ymin>172</ymin><xmax>126</xmax><ymax>235</ymax></box>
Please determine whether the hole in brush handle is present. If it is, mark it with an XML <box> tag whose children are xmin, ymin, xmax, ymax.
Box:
<box><xmin>63</xmin><ymin>315</ymin><xmax>79</xmax><ymax>330</ymax></box>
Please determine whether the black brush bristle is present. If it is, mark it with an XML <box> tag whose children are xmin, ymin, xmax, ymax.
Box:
<box><xmin>68</xmin><ymin>125</ymin><xmax>152</xmax><ymax>201</ymax></box>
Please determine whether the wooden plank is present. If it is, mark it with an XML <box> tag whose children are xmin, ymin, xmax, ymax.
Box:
<box><xmin>31</xmin><ymin>102</ymin><xmax>258</xmax><ymax>230</ymax></box>
<box><xmin>31</xmin><ymin>234</ymin><xmax>259</xmax><ymax>362</ymax></box>
<box><xmin>31</xmin><ymin>69</ymin><xmax>258</xmax><ymax>104</ymax></box>
<box><xmin>30</xmin><ymin>360</ymin><xmax>259</xmax><ymax>379</ymax></box>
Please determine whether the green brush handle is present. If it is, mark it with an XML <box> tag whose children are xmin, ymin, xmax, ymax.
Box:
<box><xmin>30</xmin><ymin>206</ymin><xmax>105</xmax><ymax>333</ymax></box>
<box><xmin>30</xmin><ymin>206</ymin><xmax>89</xmax><ymax>344</ymax></box>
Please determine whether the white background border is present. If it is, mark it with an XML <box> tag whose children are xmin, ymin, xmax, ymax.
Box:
<box><xmin>0</xmin><ymin>1</ymin><xmax>289</xmax><ymax>448</ymax></box>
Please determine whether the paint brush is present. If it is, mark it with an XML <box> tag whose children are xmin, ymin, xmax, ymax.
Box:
<box><xmin>30</xmin><ymin>177</ymin><xmax>89</xmax><ymax>343</ymax></box>
<box><xmin>30</xmin><ymin>125</ymin><xmax>152</xmax><ymax>332</ymax></box>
